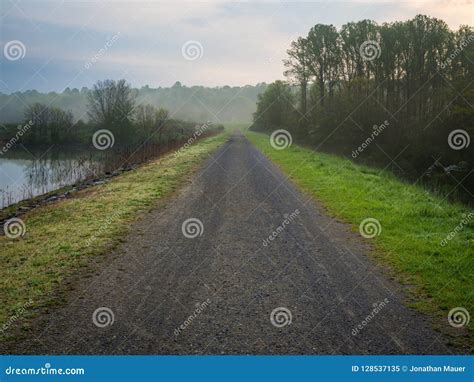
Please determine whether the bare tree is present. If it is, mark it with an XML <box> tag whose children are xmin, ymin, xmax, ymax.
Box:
<box><xmin>24</xmin><ymin>103</ymin><xmax>73</xmax><ymax>144</ymax></box>
<box><xmin>87</xmin><ymin>79</ymin><xmax>136</xmax><ymax>141</ymax></box>
<box><xmin>135</xmin><ymin>104</ymin><xmax>169</xmax><ymax>140</ymax></box>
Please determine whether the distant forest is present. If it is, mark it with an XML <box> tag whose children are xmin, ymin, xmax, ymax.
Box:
<box><xmin>0</xmin><ymin>82</ymin><xmax>267</xmax><ymax>124</ymax></box>
<box><xmin>0</xmin><ymin>79</ymin><xmax>225</xmax><ymax>155</ymax></box>
<box><xmin>251</xmin><ymin>15</ymin><xmax>473</xmax><ymax>203</ymax></box>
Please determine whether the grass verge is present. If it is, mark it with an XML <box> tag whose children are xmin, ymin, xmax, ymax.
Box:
<box><xmin>247</xmin><ymin>131</ymin><xmax>473</xmax><ymax>342</ymax></box>
<box><xmin>0</xmin><ymin>133</ymin><xmax>228</xmax><ymax>336</ymax></box>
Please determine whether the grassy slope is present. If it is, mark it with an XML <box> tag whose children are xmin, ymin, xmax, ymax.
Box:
<box><xmin>247</xmin><ymin>131</ymin><xmax>473</xmax><ymax>338</ymax></box>
<box><xmin>0</xmin><ymin>134</ymin><xmax>227</xmax><ymax>332</ymax></box>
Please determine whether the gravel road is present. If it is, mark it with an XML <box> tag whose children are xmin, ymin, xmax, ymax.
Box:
<box><xmin>6</xmin><ymin>132</ymin><xmax>452</xmax><ymax>354</ymax></box>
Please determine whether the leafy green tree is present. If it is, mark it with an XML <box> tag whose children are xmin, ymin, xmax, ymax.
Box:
<box><xmin>252</xmin><ymin>81</ymin><xmax>295</xmax><ymax>132</ymax></box>
<box><xmin>259</xmin><ymin>15</ymin><xmax>473</xmax><ymax>201</ymax></box>
<box><xmin>306</xmin><ymin>24</ymin><xmax>340</xmax><ymax>105</ymax></box>
<box><xmin>284</xmin><ymin>37</ymin><xmax>311</xmax><ymax>116</ymax></box>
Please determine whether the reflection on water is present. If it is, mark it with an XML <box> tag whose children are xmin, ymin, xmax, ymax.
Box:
<box><xmin>0</xmin><ymin>148</ymin><xmax>111</xmax><ymax>208</ymax></box>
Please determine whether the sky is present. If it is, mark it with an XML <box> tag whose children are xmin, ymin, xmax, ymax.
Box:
<box><xmin>0</xmin><ymin>0</ymin><xmax>472</xmax><ymax>93</ymax></box>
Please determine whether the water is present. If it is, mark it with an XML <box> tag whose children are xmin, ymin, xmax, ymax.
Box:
<box><xmin>0</xmin><ymin>148</ymin><xmax>110</xmax><ymax>208</ymax></box>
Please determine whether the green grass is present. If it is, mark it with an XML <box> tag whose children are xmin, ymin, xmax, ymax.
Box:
<box><xmin>0</xmin><ymin>134</ymin><xmax>228</xmax><ymax>335</ymax></box>
<box><xmin>247</xmin><ymin>131</ymin><xmax>473</xmax><ymax>340</ymax></box>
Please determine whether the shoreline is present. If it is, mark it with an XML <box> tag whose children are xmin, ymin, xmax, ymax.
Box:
<box><xmin>0</xmin><ymin>132</ymin><xmax>220</xmax><ymax>231</ymax></box>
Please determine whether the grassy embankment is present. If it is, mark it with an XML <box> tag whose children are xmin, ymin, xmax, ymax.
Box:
<box><xmin>0</xmin><ymin>133</ymin><xmax>228</xmax><ymax>335</ymax></box>
<box><xmin>247</xmin><ymin>131</ymin><xmax>473</xmax><ymax>341</ymax></box>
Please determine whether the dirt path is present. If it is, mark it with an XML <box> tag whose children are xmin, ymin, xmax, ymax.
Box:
<box><xmin>6</xmin><ymin>132</ymin><xmax>452</xmax><ymax>354</ymax></box>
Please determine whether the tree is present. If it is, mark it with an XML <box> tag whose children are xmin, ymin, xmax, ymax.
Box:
<box><xmin>135</xmin><ymin>104</ymin><xmax>169</xmax><ymax>141</ymax></box>
<box><xmin>87</xmin><ymin>79</ymin><xmax>136</xmax><ymax>142</ymax></box>
<box><xmin>284</xmin><ymin>37</ymin><xmax>311</xmax><ymax>117</ymax></box>
<box><xmin>24</xmin><ymin>103</ymin><xmax>74</xmax><ymax>144</ymax></box>
<box><xmin>306</xmin><ymin>24</ymin><xmax>340</xmax><ymax>106</ymax></box>
<box><xmin>253</xmin><ymin>15</ymin><xmax>474</xmax><ymax>200</ymax></box>
<box><xmin>49</xmin><ymin>107</ymin><xmax>74</xmax><ymax>143</ymax></box>
<box><xmin>252</xmin><ymin>81</ymin><xmax>295</xmax><ymax>132</ymax></box>
<box><xmin>24</xmin><ymin>103</ymin><xmax>48</xmax><ymax>144</ymax></box>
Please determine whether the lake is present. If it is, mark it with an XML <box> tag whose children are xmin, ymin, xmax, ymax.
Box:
<box><xmin>0</xmin><ymin>148</ymin><xmax>111</xmax><ymax>208</ymax></box>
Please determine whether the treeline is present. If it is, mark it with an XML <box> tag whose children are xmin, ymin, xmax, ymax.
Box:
<box><xmin>251</xmin><ymin>15</ymin><xmax>473</xmax><ymax>202</ymax></box>
<box><xmin>0</xmin><ymin>79</ymin><xmax>224</xmax><ymax>147</ymax></box>
<box><xmin>0</xmin><ymin>82</ymin><xmax>267</xmax><ymax>125</ymax></box>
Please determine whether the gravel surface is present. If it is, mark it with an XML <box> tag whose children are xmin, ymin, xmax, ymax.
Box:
<box><xmin>6</xmin><ymin>132</ymin><xmax>452</xmax><ymax>354</ymax></box>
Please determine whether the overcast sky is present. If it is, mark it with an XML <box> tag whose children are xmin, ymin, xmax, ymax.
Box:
<box><xmin>0</xmin><ymin>0</ymin><xmax>472</xmax><ymax>93</ymax></box>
